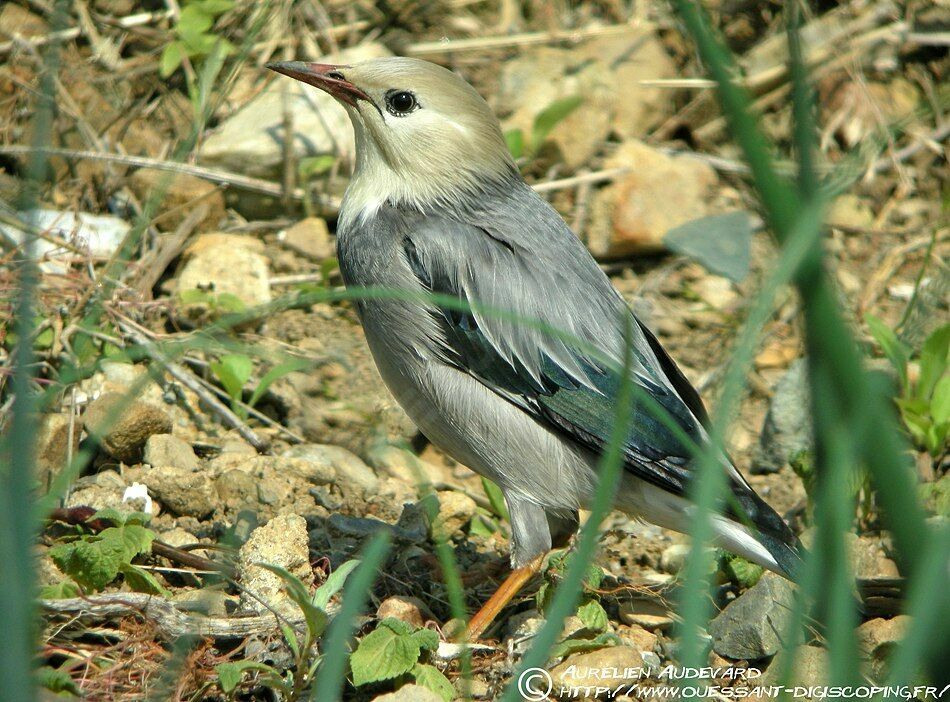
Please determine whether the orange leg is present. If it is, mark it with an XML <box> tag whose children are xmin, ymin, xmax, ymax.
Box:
<box><xmin>459</xmin><ymin>554</ymin><xmax>544</xmax><ymax>641</ymax></box>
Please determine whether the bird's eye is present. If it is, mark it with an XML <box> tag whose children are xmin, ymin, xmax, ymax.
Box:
<box><xmin>385</xmin><ymin>90</ymin><xmax>419</xmax><ymax>116</ymax></box>
<box><xmin>326</xmin><ymin>71</ymin><xmax>345</xmax><ymax>81</ymax></box>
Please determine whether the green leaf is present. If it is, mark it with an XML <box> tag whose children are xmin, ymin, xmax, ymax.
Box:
<box><xmin>505</xmin><ymin>129</ymin><xmax>525</xmax><ymax>160</ymax></box>
<box><xmin>216</xmin><ymin>660</ymin><xmax>280</xmax><ymax>694</ymax></box>
<box><xmin>248</xmin><ymin>357</ymin><xmax>310</xmax><ymax>408</ymax></box>
<box><xmin>469</xmin><ymin>513</ymin><xmax>498</xmax><ymax>537</ymax></box>
<box><xmin>299</xmin><ymin>155</ymin><xmax>337</xmax><ymax>180</ymax></box>
<box><xmin>49</xmin><ymin>524</ymin><xmax>154</xmax><ymax>591</ymax></box>
<box><xmin>480</xmin><ymin>477</ymin><xmax>510</xmax><ymax>521</ymax></box>
<box><xmin>549</xmin><ymin>632</ymin><xmax>620</xmax><ymax>660</ymax></box>
<box><xmin>92</xmin><ymin>507</ymin><xmax>151</xmax><ymax>526</ymax></box>
<box><xmin>531</xmin><ymin>95</ymin><xmax>583</xmax><ymax>148</ymax></box>
<box><xmin>160</xmin><ymin>41</ymin><xmax>187</xmax><ymax>78</ymax></box>
<box><xmin>312</xmin><ymin>558</ymin><xmax>361</xmax><ymax>610</ymax></box>
<box><xmin>865</xmin><ymin>314</ymin><xmax>909</xmax><ymax>388</ymax></box>
<box><xmin>39</xmin><ymin>580</ymin><xmax>81</xmax><ymax>600</ymax></box>
<box><xmin>409</xmin><ymin>626</ymin><xmax>439</xmax><ymax>652</ymax></box>
<box><xmin>120</xmin><ymin>563</ymin><xmax>168</xmax><ymax>595</ymax></box>
<box><xmin>664</xmin><ymin>211</ymin><xmax>754</xmax><ymax>283</ymax></box>
<box><xmin>213</xmin><ymin>292</ymin><xmax>247</xmax><ymax>313</ymax></box>
<box><xmin>178</xmin><ymin>288</ymin><xmax>213</xmax><ymax>305</ymax></box>
<box><xmin>210</xmin><ymin>354</ymin><xmax>253</xmax><ymax>403</ymax></box>
<box><xmin>350</xmin><ymin>620</ymin><xmax>423</xmax><ymax>686</ymax></box>
<box><xmin>192</xmin><ymin>0</ymin><xmax>234</xmax><ymax>15</ymax></box>
<box><xmin>722</xmin><ymin>554</ymin><xmax>764</xmax><ymax>588</ymax></box>
<box><xmin>257</xmin><ymin>563</ymin><xmax>329</xmax><ymax>638</ymax></box>
<box><xmin>931</xmin><ymin>374</ymin><xmax>950</xmax><ymax>426</ymax></box>
<box><xmin>36</xmin><ymin>666</ymin><xmax>81</xmax><ymax>696</ymax></box>
<box><xmin>917</xmin><ymin>323</ymin><xmax>949</xmax><ymax>401</ymax></box>
<box><xmin>576</xmin><ymin>599</ymin><xmax>608</xmax><ymax>632</ymax></box>
<box><xmin>412</xmin><ymin>663</ymin><xmax>454</xmax><ymax>702</ymax></box>
<box><xmin>177</xmin><ymin>5</ymin><xmax>213</xmax><ymax>40</ymax></box>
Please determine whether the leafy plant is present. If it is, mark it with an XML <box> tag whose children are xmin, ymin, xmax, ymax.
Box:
<box><xmin>47</xmin><ymin>509</ymin><xmax>162</xmax><ymax>594</ymax></box>
<box><xmin>160</xmin><ymin>0</ymin><xmax>235</xmax><ymax>79</ymax></box>
<box><xmin>719</xmin><ymin>552</ymin><xmax>764</xmax><ymax>589</ymax></box>
<box><xmin>505</xmin><ymin>95</ymin><xmax>583</xmax><ymax>162</ymax></box>
<box><xmin>350</xmin><ymin>618</ymin><xmax>452</xmax><ymax>700</ymax></box>
<box><xmin>537</xmin><ymin>550</ymin><xmax>610</xmax><ymax>654</ymax></box>
<box><xmin>214</xmin><ymin>558</ymin><xmax>360</xmax><ymax>699</ymax></box>
<box><xmin>210</xmin><ymin>354</ymin><xmax>309</xmax><ymax>418</ymax></box>
<box><xmin>866</xmin><ymin>317</ymin><xmax>949</xmax><ymax>457</ymax></box>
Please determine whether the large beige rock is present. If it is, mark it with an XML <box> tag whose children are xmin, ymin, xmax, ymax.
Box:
<box><xmin>280</xmin><ymin>217</ymin><xmax>334</xmax><ymax>260</ymax></box>
<box><xmin>587</xmin><ymin>140</ymin><xmax>718</xmax><ymax>258</ymax></box>
<box><xmin>497</xmin><ymin>26</ymin><xmax>677</xmax><ymax>169</ymax></box>
<box><xmin>238</xmin><ymin>514</ymin><xmax>313</xmax><ymax>615</ymax></box>
<box><xmin>175</xmin><ymin>232</ymin><xmax>271</xmax><ymax>316</ymax></box>
<box><xmin>139</xmin><ymin>465</ymin><xmax>215</xmax><ymax>518</ymax></box>
<box><xmin>84</xmin><ymin>392</ymin><xmax>173</xmax><ymax>463</ymax></box>
<box><xmin>199</xmin><ymin>44</ymin><xmax>390</xmax><ymax>179</ymax></box>
<box><xmin>550</xmin><ymin>646</ymin><xmax>644</xmax><ymax>699</ymax></box>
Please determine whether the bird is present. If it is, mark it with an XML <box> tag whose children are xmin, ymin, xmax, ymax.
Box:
<box><xmin>267</xmin><ymin>56</ymin><xmax>804</xmax><ymax>639</ymax></box>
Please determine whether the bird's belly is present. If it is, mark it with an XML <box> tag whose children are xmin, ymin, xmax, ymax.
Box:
<box><xmin>361</xmin><ymin>320</ymin><xmax>596</xmax><ymax>510</ymax></box>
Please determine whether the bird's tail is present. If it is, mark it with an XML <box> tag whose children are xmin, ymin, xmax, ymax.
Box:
<box><xmin>720</xmin><ymin>484</ymin><xmax>806</xmax><ymax>581</ymax></box>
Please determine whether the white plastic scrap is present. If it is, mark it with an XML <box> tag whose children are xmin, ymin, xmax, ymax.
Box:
<box><xmin>122</xmin><ymin>482</ymin><xmax>153</xmax><ymax>514</ymax></box>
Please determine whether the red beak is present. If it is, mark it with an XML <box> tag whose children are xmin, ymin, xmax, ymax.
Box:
<box><xmin>265</xmin><ymin>61</ymin><xmax>370</xmax><ymax>107</ymax></box>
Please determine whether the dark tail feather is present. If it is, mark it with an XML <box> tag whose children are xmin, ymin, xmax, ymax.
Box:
<box><xmin>732</xmin><ymin>487</ymin><xmax>806</xmax><ymax>581</ymax></box>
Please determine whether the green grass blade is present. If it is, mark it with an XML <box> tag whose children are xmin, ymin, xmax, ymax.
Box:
<box><xmin>312</xmin><ymin>531</ymin><xmax>391</xmax><ymax>701</ymax></box>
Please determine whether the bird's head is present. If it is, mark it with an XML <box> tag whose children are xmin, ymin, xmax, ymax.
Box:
<box><xmin>267</xmin><ymin>56</ymin><xmax>517</xmax><ymax>223</ymax></box>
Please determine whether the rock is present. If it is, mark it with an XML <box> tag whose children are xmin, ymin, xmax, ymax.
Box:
<box><xmin>35</xmin><ymin>412</ymin><xmax>82</xmax><ymax>490</ymax></box>
<box><xmin>617</xmin><ymin>624</ymin><xmax>659</xmax><ymax>654</ymax></box>
<box><xmin>762</xmin><ymin>645</ymin><xmax>828</xmax><ymax>691</ymax></box>
<box><xmin>497</xmin><ymin>26</ymin><xmax>677</xmax><ymax>168</ymax></box>
<box><xmin>238</xmin><ymin>514</ymin><xmax>313</xmax><ymax>615</ymax></box>
<box><xmin>200</xmin><ymin>44</ymin><xmax>390</xmax><ymax>179</ymax></box>
<box><xmin>0</xmin><ymin>4</ymin><xmax>47</xmax><ymax>39</ymax></box>
<box><xmin>376</xmin><ymin>596</ymin><xmax>425</xmax><ymax>628</ymax></box>
<box><xmin>856</xmin><ymin>616</ymin><xmax>909</xmax><ymax>680</ymax></box>
<box><xmin>659</xmin><ymin>543</ymin><xmax>691</xmax><ymax>574</ymax></box>
<box><xmin>175</xmin><ymin>233</ymin><xmax>271</xmax><ymax>316</ymax></box>
<box><xmin>157</xmin><ymin>527</ymin><xmax>199</xmax><ymax>550</ymax></box>
<box><xmin>143</xmin><ymin>434</ymin><xmax>198</xmax><ymax>472</ymax></box>
<box><xmin>370</xmin><ymin>684</ymin><xmax>443</xmax><ymax>702</ymax></box>
<box><xmin>64</xmin><ymin>470</ymin><xmax>129</xmax><ymax>512</ymax></box>
<box><xmin>432</xmin><ymin>490</ymin><xmax>477</xmax><ymax>539</ymax></box>
<box><xmin>849</xmin><ymin>535</ymin><xmax>900</xmax><ymax>579</ymax></box>
<box><xmin>0</xmin><ymin>210</ymin><xmax>130</xmax><ymax>275</ymax></box>
<box><xmin>753</xmin><ymin>359</ymin><xmax>812</xmax><ymax>474</ymax></box>
<box><xmin>550</xmin><ymin>646</ymin><xmax>644</xmax><ymax>699</ymax></box>
<box><xmin>366</xmin><ymin>445</ymin><xmax>446</xmax><ymax>487</ymax></box>
<box><xmin>84</xmin><ymin>392</ymin><xmax>173</xmax><ymax>463</ymax></box>
<box><xmin>281</xmin><ymin>443</ymin><xmax>378</xmax><ymax>494</ymax></box>
<box><xmin>279</xmin><ymin>217</ymin><xmax>334</xmax><ymax>260</ymax></box>
<box><xmin>586</xmin><ymin>141</ymin><xmax>718</xmax><ymax>258</ymax></box>
<box><xmin>139</xmin><ymin>465</ymin><xmax>215</xmax><ymax>518</ymax></box>
<box><xmin>693</xmin><ymin>276</ymin><xmax>739</xmax><ymax>311</ymax></box>
<box><xmin>754</xmin><ymin>341</ymin><xmax>799</xmax><ymax>371</ymax></box>
<box><xmin>709</xmin><ymin>572</ymin><xmax>795</xmax><ymax>660</ymax></box>
<box><xmin>828</xmin><ymin>194</ymin><xmax>874</xmax><ymax>230</ymax></box>
<box><xmin>209</xmin><ymin>454</ymin><xmax>328</xmax><ymax>519</ymax></box>
<box><xmin>129</xmin><ymin>169</ymin><xmax>225</xmax><ymax>232</ymax></box>
<box><xmin>618</xmin><ymin>598</ymin><xmax>674</xmax><ymax>630</ymax></box>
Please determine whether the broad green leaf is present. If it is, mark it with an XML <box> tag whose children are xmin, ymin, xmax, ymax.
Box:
<box><xmin>36</xmin><ymin>666</ymin><xmax>81</xmax><ymax>696</ymax></box>
<box><xmin>722</xmin><ymin>555</ymin><xmax>764</xmax><ymax>588</ymax></box>
<box><xmin>210</xmin><ymin>354</ymin><xmax>253</xmax><ymax>402</ymax></box>
<box><xmin>50</xmin><ymin>537</ymin><xmax>127</xmax><ymax>591</ymax></box>
<box><xmin>312</xmin><ymin>558</ymin><xmax>360</xmax><ymax>610</ymax></box>
<box><xmin>917</xmin><ymin>323</ymin><xmax>949</xmax><ymax>401</ymax></box>
<box><xmin>213</xmin><ymin>292</ymin><xmax>247</xmax><ymax>313</ymax></box>
<box><xmin>531</xmin><ymin>95</ymin><xmax>583</xmax><ymax>148</ymax></box>
<box><xmin>469</xmin><ymin>513</ymin><xmax>498</xmax><ymax>537</ymax></box>
<box><xmin>577</xmin><ymin>599</ymin><xmax>608</xmax><ymax>632</ymax></box>
<box><xmin>480</xmin><ymin>477</ymin><xmax>510</xmax><ymax>521</ymax></box>
<box><xmin>248</xmin><ymin>357</ymin><xmax>311</xmax><ymax>408</ymax></box>
<box><xmin>216</xmin><ymin>660</ymin><xmax>279</xmax><ymax>694</ymax></box>
<box><xmin>412</xmin><ymin>663</ymin><xmax>454</xmax><ymax>702</ymax></box>
<box><xmin>409</xmin><ymin>626</ymin><xmax>439</xmax><ymax>652</ymax></box>
<box><xmin>39</xmin><ymin>580</ymin><xmax>81</xmax><ymax>600</ymax></box>
<box><xmin>177</xmin><ymin>5</ymin><xmax>213</xmax><ymax>40</ymax></box>
<box><xmin>350</xmin><ymin>621</ymin><xmax>421</xmax><ymax>686</ymax></box>
<box><xmin>664</xmin><ymin>211</ymin><xmax>754</xmax><ymax>283</ymax></box>
<box><xmin>865</xmin><ymin>314</ymin><xmax>909</xmax><ymax>388</ymax></box>
<box><xmin>92</xmin><ymin>507</ymin><xmax>151</xmax><ymax>526</ymax></box>
<box><xmin>505</xmin><ymin>129</ymin><xmax>525</xmax><ymax>159</ymax></box>
<box><xmin>160</xmin><ymin>41</ymin><xmax>186</xmax><ymax>78</ymax></box>
<box><xmin>120</xmin><ymin>563</ymin><xmax>168</xmax><ymax>595</ymax></box>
